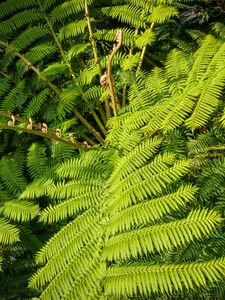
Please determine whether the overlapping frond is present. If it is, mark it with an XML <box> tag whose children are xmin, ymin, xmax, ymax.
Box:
<box><xmin>1</xmin><ymin>199</ymin><xmax>40</xmax><ymax>222</ymax></box>
<box><xmin>0</xmin><ymin>157</ymin><xmax>27</xmax><ymax>195</ymax></box>
<box><xmin>102</xmin><ymin>209</ymin><xmax>222</xmax><ymax>261</ymax></box>
<box><xmin>0</xmin><ymin>218</ymin><xmax>20</xmax><ymax>244</ymax></box>
<box><xmin>104</xmin><ymin>258</ymin><xmax>225</xmax><ymax>298</ymax></box>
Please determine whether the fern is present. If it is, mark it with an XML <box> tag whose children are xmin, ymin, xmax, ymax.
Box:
<box><xmin>0</xmin><ymin>80</ymin><xmax>26</xmax><ymax>112</ymax></box>
<box><xmin>0</xmin><ymin>157</ymin><xmax>27</xmax><ymax>195</ymax></box>
<box><xmin>1</xmin><ymin>199</ymin><xmax>40</xmax><ymax>222</ymax></box>
<box><xmin>105</xmin><ymin>258</ymin><xmax>225</xmax><ymax>297</ymax></box>
<box><xmin>59</xmin><ymin>20</ymin><xmax>87</xmax><ymax>40</ymax></box>
<box><xmin>148</xmin><ymin>5</ymin><xmax>179</xmax><ymax>24</ymax></box>
<box><xmin>0</xmin><ymin>218</ymin><xmax>20</xmax><ymax>244</ymax></box>
<box><xmin>0</xmin><ymin>9</ymin><xmax>43</xmax><ymax>37</ymax></box>
<box><xmin>27</xmin><ymin>128</ymin><xmax>225</xmax><ymax>299</ymax></box>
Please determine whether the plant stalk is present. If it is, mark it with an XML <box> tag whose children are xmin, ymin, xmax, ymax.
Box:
<box><xmin>37</xmin><ymin>0</ymin><xmax>76</xmax><ymax>79</ymax></box>
<box><xmin>107</xmin><ymin>30</ymin><xmax>122</xmax><ymax>116</ymax></box>
<box><xmin>74</xmin><ymin>108</ymin><xmax>105</xmax><ymax>144</ymax></box>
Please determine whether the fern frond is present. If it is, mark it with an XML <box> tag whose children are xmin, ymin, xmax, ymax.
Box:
<box><xmin>0</xmin><ymin>80</ymin><xmax>26</xmax><ymax>111</ymax></box>
<box><xmin>10</xmin><ymin>25</ymin><xmax>50</xmax><ymax>52</ymax></box>
<box><xmin>102</xmin><ymin>5</ymin><xmax>144</xmax><ymax>28</ymax></box>
<box><xmin>121</xmin><ymin>52</ymin><xmax>141</xmax><ymax>70</ymax></box>
<box><xmin>0</xmin><ymin>8</ymin><xmax>42</xmax><ymax>36</ymax></box>
<box><xmin>135</xmin><ymin>29</ymin><xmax>155</xmax><ymax>48</ymax></box>
<box><xmin>187</xmin><ymin>132</ymin><xmax>217</xmax><ymax>154</ymax></box>
<box><xmin>24</xmin><ymin>88</ymin><xmax>50</xmax><ymax>118</ymax></box>
<box><xmin>59</xmin><ymin>19</ymin><xmax>87</xmax><ymax>40</ymax></box>
<box><xmin>1</xmin><ymin>199</ymin><xmax>40</xmax><ymax>222</ymax></box>
<box><xmin>148</xmin><ymin>5</ymin><xmax>179</xmax><ymax>24</ymax></box>
<box><xmin>102</xmin><ymin>209</ymin><xmax>222</xmax><ymax>261</ymax></box>
<box><xmin>0</xmin><ymin>217</ymin><xmax>20</xmax><ymax>244</ymax></box>
<box><xmin>198</xmin><ymin>158</ymin><xmax>225</xmax><ymax>201</ymax></box>
<box><xmin>39</xmin><ymin>63</ymin><xmax>68</xmax><ymax>80</ymax></box>
<box><xmin>36</xmin><ymin>208</ymin><xmax>99</xmax><ymax>265</ymax></box>
<box><xmin>109</xmin><ymin>136</ymin><xmax>163</xmax><ymax>185</ymax></box>
<box><xmin>57</xmin><ymin>85</ymin><xmax>80</xmax><ymax>119</ymax></box>
<box><xmin>20</xmin><ymin>178</ymin><xmax>54</xmax><ymax>199</ymax></box>
<box><xmin>34</xmin><ymin>245</ymin><xmax>103</xmax><ymax>300</ymax></box>
<box><xmin>109</xmin><ymin>154</ymin><xmax>191</xmax><ymax>212</ymax></box>
<box><xmin>78</xmin><ymin>64</ymin><xmax>99</xmax><ymax>85</ymax></box>
<box><xmin>39</xmin><ymin>191</ymin><xmax>101</xmax><ymax>223</ymax></box>
<box><xmin>51</xmin><ymin>142</ymin><xmax>76</xmax><ymax>163</ymax></box>
<box><xmin>94</xmin><ymin>27</ymin><xmax>135</xmax><ymax>47</ymax></box>
<box><xmin>27</xmin><ymin>143</ymin><xmax>48</xmax><ymax>179</ymax></box>
<box><xmin>186</xmin><ymin>35</ymin><xmax>219</xmax><ymax>86</ymax></box>
<box><xmin>56</xmin><ymin>153</ymin><xmax>110</xmax><ymax>180</ymax></box>
<box><xmin>165</xmin><ymin>49</ymin><xmax>190</xmax><ymax>82</ymax></box>
<box><xmin>186</xmin><ymin>69</ymin><xmax>225</xmax><ymax>130</ymax></box>
<box><xmin>104</xmin><ymin>258</ymin><xmax>225</xmax><ymax>297</ymax></box>
<box><xmin>49</xmin><ymin>179</ymin><xmax>104</xmax><ymax>200</ymax></box>
<box><xmin>82</xmin><ymin>86</ymin><xmax>107</xmax><ymax>102</ymax></box>
<box><xmin>0</xmin><ymin>0</ymin><xmax>36</xmax><ymax>19</ymax></box>
<box><xmin>0</xmin><ymin>79</ymin><xmax>11</xmax><ymax>97</ymax></box>
<box><xmin>0</xmin><ymin>157</ymin><xmax>27</xmax><ymax>195</ymax></box>
<box><xmin>50</xmin><ymin>0</ymin><xmax>85</xmax><ymax>23</ymax></box>
<box><xmin>107</xmin><ymin>184</ymin><xmax>198</xmax><ymax>235</ymax></box>
<box><xmin>65</xmin><ymin>43</ymin><xmax>91</xmax><ymax>61</ymax></box>
<box><xmin>25</xmin><ymin>43</ymin><xmax>58</xmax><ymax>64</ymax></box>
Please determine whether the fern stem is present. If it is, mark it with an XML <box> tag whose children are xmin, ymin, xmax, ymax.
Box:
<box><xmin>83</xmin><ymin>0</ymin><xmax>110</xmax><ymax>122</ymax></box>
<box><xmin>97</xmin><ymin>103</ymin><xmax>107</xmax><ymax>125</ymax></box>
<box><xmin>0</xmin><ymin>44</ymin><xmax>105</xmax><ymax>145</ymax></box>
<box><xmin>0</xmin><ymin>70</ymin><xmax>17</xmax><ymax>84</ymax></box>
<box><xmin>130</xmin><ymin>26</ymin><xmax>140</xmax><ymax>55</ymax></box>
<box><xmin>136</xmin><ymin>22</ymin><xmax>154</xmax><ymax>77</ymax></box>
<box><xmin>0</xmin><ymin>41</ymin><xmax>60</xmax><ymax>95</ymax></box>
<box><xmin>83</xmin><ymin>0</ymin><xmax>100</xmax><ymax>68</ymax></box>
<box><xmin>37</xmin><ymin>0</ymin><xmax>76</xmax><ymax>79</ymax></box>
<box><xmin>0</xmin><ymin>123</ymin><xmax>89</xmax><ymax>151</ymax></box>
<box><xmin>107</xmin><ymin>31</ymin><xmax>123</xmax><ymax>116</ymax></box>
<box><xmin>122</xmin><ymin>85</ymin><xmax>127</xmax><ymax>108</ymax></box>
<box><xmin>136</xmin><ymin>45</ymin><xmax>147</xmax><ymax>76</ymax></box>
<box><xmin>74</xmin><ymin>108</ymin><xmax>105</xmax><ymax>144</ymax></box>
<box><xmin>90</xmin><ymin>108</ymin><xmax>107</xmax><ymax>137</ymax></box>
<box><xmin>80</xmin><ymin>133</ymin><xmax>96</xmax><ymax>146</ymax></box>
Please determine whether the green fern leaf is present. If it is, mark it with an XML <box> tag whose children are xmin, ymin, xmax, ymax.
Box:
<box><xmin>0</xmin><ymin>0</ymin><xmax>36</xmax><ymax>19</ymax></box>
<box><xmin>10</xmin><ymin>25</ymin><xmax>50</xmax><ymax>52</ymax></box>
<box><xmin>27</xmin><ymin>143</ymin><xmax>48</xmax><ymax>179</ymax></box>
<box><xmin>104</xmin><ymin>258</ymin><xmax>225</xmax><ymax>297</ymax></box>
<box><xmin>148</xmin><ymin>5</ymin><xmax>179</xmax><ymax>24</ymax></box>
<box><xmin>0</xmin><ymin>157</ymin><xmax>27</xmax><ymax>195</ymax></box>
<box><xmin>102</xmin><ymin>5</ymin><xmax>144</xmax><ymax>28</ymax></box>
<box><xmin>102</xmin><ymin>209</ymin><xmax>222</xmax><ymax>261</ymax></box>
<box><xmin>0</xmin><ymin>217</ymin><xmax>20</xmax><ymax>244</ymax></box>
<box><xmin>65</xmin><ymin>43</ymin><xmax>91</xmax><ymax>61</ymax></box>
<box><xmin>59</xmin><ymin>19</ymin><xmax>87</xmax><ymax>40</ymax></box>
<box><xmin>1</xmin><ymin>199</ymin><xmax>40</xmax><ymax>222</ymax></box>
<box><xmin>0</xmin><ymin>80</ymin><xmax>26</xmax><ymax>111</ymax></box>
<box><xmin>0</xmin><ymin>8</ymin><xmax>42</xmax><ymax>37</ymax></box>
<box><xmin>135</xmin><ymin>28</ymin><xmax>155</xmax><ymax>48</ymax></box>
<box><xmin>24</xmin><ymin>88</ymin><xmax>50</xmax><ymax>118</ymax></box>
<box><xmin>107</xmin><ymin>184</ymin><xmax>198</xmax><ymax>235</ymax></box>
<box><xmin>50</xmin><ymin>0</ymin><xmax>85</xmax><ymax>23</ymax></box>
<box><xmin>39</xmin><ymin>63</ymin><xmax>68</xmax><ymax>80</ymax></box>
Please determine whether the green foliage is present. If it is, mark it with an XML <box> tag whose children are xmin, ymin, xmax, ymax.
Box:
<box><xmin>24</xmin><ymin>124</ymin><xmax>225</xmax><ymax>299</ymax></box>
<box><xmin>1</xmin><ymin>0</ymin><xmax>225</xmax><ymax>299</ymax></box>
